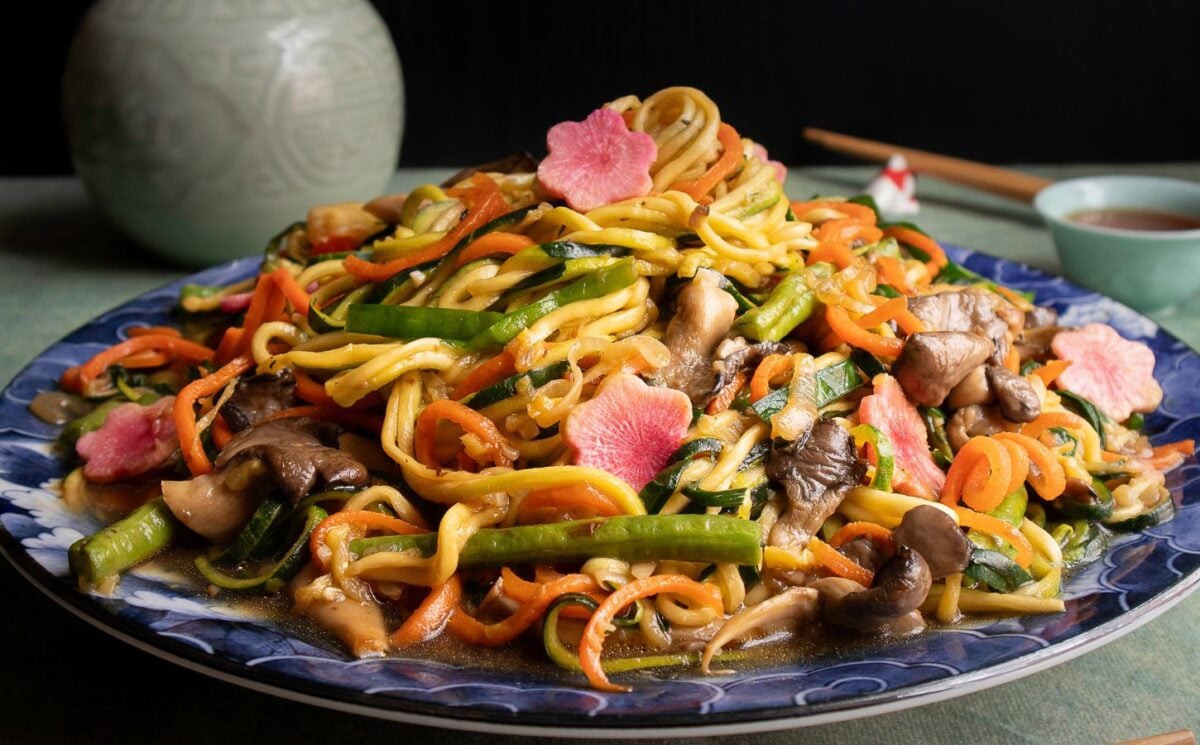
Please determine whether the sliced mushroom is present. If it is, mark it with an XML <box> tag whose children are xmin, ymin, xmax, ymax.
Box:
<box><xmin>220</xmin><ymin>369</ymin><xmax>300</xmax><ymax>433</ymax></box>
<box><xmin>291</xmin><ymin>565</ymin><xmax>388</xmax><ymax>658</ymax></box>
<box><xmin>837</xmin><ymin>537</ymin><xmax>889</xmax><ymax>575</ymax></box>
<box><xmin>985</xmin><ymin>365</ymin><xmax>1041</xmax><ymax>422</ymax></box>
<box><xmin>1025</xmin><ymin>306</ymin><xmax>1059</xmax><ymax>329</ymax></box>
<box><xmin>814</xmin><ymin>545</ymin><xmax>932</xmax><ymax>630</ymax></box>
<box><xmin>766</xmin><ymin>420</ymin><xmax>866</xmax><ymax>549</ymax></box>
<box><xmin>653</xmin><ymin>269</ymin><xmax>739</xmax><ymax>404</ymax></box>
<box><xmin>215</xmin><ymin>418</ymin><xmax>369</xmax><ymax>501</ymax></box>
<box><xmin>946</xmin><ymin>405</ymin><xmax>1005</xmax><ymax>452</ymax></box>
<box><xmin>162</xmin><ymin>469</ymin><xmax>260</xmax><ymax>542</ymax></box>
<box><xmin>1015</xmin><ymin>325</ymin><xmax>1064</xmax><ymax>362</ymax></box>
<box><xmin>441</xmin><ymin>152</ymin><xmax>539</xmax><ymax>188</ymax></box>
<box><xmin>362</xmin><ymin>193</ymin><xmax>408</xmax><ymax>224</ymax></box>
<box><xmin>710</xmin><ymin>338</ymin><xmax>793</xmax><ymax>403</ymax></box>
<box><xmin>809</xmin><ymin>577</ymin><xmax>927</xmax><ymax>635</ymax></box>
<box><xmin>946</xmin><ymin>365</ymin><xmax>994</xmax><ymax>409</ymax></box>
<box><xmin>891</xmin><ymin>505</ymin><xmax>972</xmax><ymax>579</ymax></box>
<box><xmin>907</xmin><ymin>288</ymin><xmax>1013</xmax><ymax>364</ymax></box>
<box><xmin>701</xmin><ymin>587</ymin><xmax>819</xmax><ymax>672</ymax></box>
<box><xmin>892</xmin><ymin>331</ymin><xmax>993</xmax><ymax>406</ymax></box>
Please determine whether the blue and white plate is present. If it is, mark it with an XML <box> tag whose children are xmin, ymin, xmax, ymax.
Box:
<box><xmin>0</xmin><ymin>248</ymin><xmax>1197</xmax><ymax>738</ymax></box>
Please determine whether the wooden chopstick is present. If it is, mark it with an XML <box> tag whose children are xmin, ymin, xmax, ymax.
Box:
<box><xmin>1117</xmin><ymin>729</ymin><xmax>1196</xmax><ymax>745</ymax></box>
<box><xmin>802</xmin><ymin>127</ymin><xmax>1054</xmax><ymax>204</ymax></box>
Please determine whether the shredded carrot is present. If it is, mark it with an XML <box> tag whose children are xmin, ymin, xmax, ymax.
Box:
<box><xmin>498</xmin><ymin>567</ymin><xmax>604</xmax><ymax>621</ymax></box>
<box><xmin>1021</xmin><ymin>411</ymin><xmax>1093</xmax><ymax>443</ymax></box>
<box><xmin>997</xmin><ymin>438</ymin><xmax>1031</xmax><ymax>495</ymax></box>
<box><xmin>211</xmin><ymin>414</ymin><xmax>234</xmax><ymax>450</ymax></box>
<box><xmin>128</xmin><ymin>326</ymin><xmax>182</xmax><ymax>338</ymax></box>
<box><xmin>213</xmin><ymin>327</ymin><xmax>244</xmax><ymax>366</ymax></box>
<box><xmin>414</xmin><ymin>399</ymin><xmax>515</xmax><ymax>470</ymax></box>
<box><xmin>941</xmin><ymin>436</ymin><xmax>1012</xmax><ymax>512</ymax></box>
<box><xmin>856</xmin><ymin>297</ymin><xmax>907</xmax><ymax>329</ymax></box>
<box><xmin>829</xmin><ymin>522</ymin><xmax>895</xmax><ymax>555</ymax></box>
<box><xmin>310</xmin><ymin>510</ymin><xmax>427</xmax><ymax>573</ymax></box>
<box><xmin>894</xmin><ymin>308</ymin><xmax>927</xmax><ymax>335</ymax></box>
<box><xmin>884</xmin><ymin>225</ymin><xmax>948</xmax><ymax>277</ymax></box>
<box><xmin>518</xmin><ymin>483</ymin><xmax>621</xmax><ymax>523</ymax></box>
<box><xmin>953</xmin><ymin>506</ymin><xmax>1033</xmax><ymax>569</ymax></box>
<box><xmin>671</xmin><ymin>124</ymin><xmax>743</xmax><ymax>201</ymax></box>
<box><xmin>1031</xmin><ymin>359</ymin><xmax>1072</xmax><ymax>387</ymax></box>
<box><xmin>174</xmin><ymin>354</ymin><xmax>255</xmax><ymax>476</ymax></box>
<box><xmin>1003</xmin><ymin>345</ymin><xmax>1021</xmax><ymax>373</ymax></box>
<box><xmin>453</xmin><ymin>231</ymin><xmax>534</xmax><ymax>269</ymax></box>
<box><xmin>269</xmin><ymin>266</ymin><xmax>311</xmax><ymax>313</ymax></box>
<box><xmin>344</xmin><ymin>173</ymin><xmax>507</xmax><ymax>282</ymax></box>
<box><xmin>809</xmin><ymin>537</ymin><xmax>874</xmax><ymax>586</ymax></box>
<box><xmin>749</xmin><ymin>353</ymin><xmax>793</xmax><ymax>403</ymax></box>
<box><xmin>805</xmin><ymin>236</ymin><xmax>857</xmax><ymax>269</ymax></box>
<box><xmin>825</xmin><ymin>305</ymin><xmax>904</xmax><ymax>357</ymax></box>
<box><xmin>118</xmin><ymin>349</ymin><xmax>172</xmax><ymax>369</ymax></box>
<box><xmin>392</xmin><ymin>577</ymin><xmax>462</xmax><ymax>648</ymax></box>
<box><xmin>452</xmin><ymin>352</ymin><xmax>517</xmax><ymax>400</ymax></box>
<box><xmin>579</xmin><ymin>575</ymin><xmax>721</xmax><ymax>692</ymax></box>
<box><xmin>1147</xmin><ymin>439</ymin><xmax>1196</xmax><ymax>471</ymax></box>
<box><xmin>995</xmin><ymin>285</ymin><xmax>1030</xmax><ymax>308</ymax></box>
<box><xmin>450</xmin><ymin>573</ymin><xmax>599</xmax><ymax>647</ymax></box>
<box><xmin>874</xmin><ymin>254</ymin><xmax>913</xmax><ymax>295</ymax></box>
<box><xmin>993</xmin><ymin>432</ymin><xmax>1066</xmax><ymax>499</ymax></box>
<box><xmin>76</xmin><ymin>334</ymin><xmax>214</xmax><ymax>390</ymax></box>
<box><xmin>788</xmin><ymin>199</ymin><xmax>878</xmax><ymax>225</ymax></box>
<box><xmin>705</xmin><ymin>370</ymin><xmax>746</xmax><ymax>415</ymax></box>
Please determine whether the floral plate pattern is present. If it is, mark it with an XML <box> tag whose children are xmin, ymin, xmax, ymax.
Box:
<box><xmin>0</xmin><ymin>247</ymin><xmax>1197</xmax><ymax>737</ymax></box>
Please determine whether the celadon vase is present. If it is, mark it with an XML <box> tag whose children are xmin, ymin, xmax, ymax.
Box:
<box><xmin>63</xmin><ymin>0</ymin><xmax>403</xmax><ymax>267</ymax></box>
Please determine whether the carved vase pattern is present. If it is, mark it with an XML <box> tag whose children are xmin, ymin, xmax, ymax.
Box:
<box><xmin>63</xmin><ymin>0</ymin><xmax>403</xmax><ymax>266</ymax></box>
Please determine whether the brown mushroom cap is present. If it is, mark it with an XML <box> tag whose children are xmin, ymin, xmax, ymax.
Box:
<box><xmin>892</xmin><ymin>505</ymin><xmax>972</xmax><ymax>579</ymax></box>
<box><xmin>815</xmin><ymin>545</ymin><xmax>933</xmax><ymax>630</ymax></box>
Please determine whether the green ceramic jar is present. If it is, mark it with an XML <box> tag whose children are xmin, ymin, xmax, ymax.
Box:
<box><xmin>63</xmin><ymin>0</ymin><xmax>402</xmax><ymax>267</ymax></box>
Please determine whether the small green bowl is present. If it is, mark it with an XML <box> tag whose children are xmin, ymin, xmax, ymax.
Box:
<box><xmin>1033</xmin><ymin>175</ymin><xmax>1200</xmax><ymax>311</ymax></box>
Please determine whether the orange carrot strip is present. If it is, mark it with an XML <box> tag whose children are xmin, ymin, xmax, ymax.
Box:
<box><xmin>960</xmin><ymin>437</ymin><xmax>1012</xmax><ymax>513</ymax></box>
<box><xmin>344</xmin><ymin>174</ymin><xmax>506</xmax><ymax>282</ymax></box>
<box><xmin>894</xmin><ymin>309</ymin><xmax>927</xmax><ymax>335</ymax></box>
<box><xmin>174</xmin><ymin>354</ymin><xmax>255</xmax><ymax>476</ymax></box>
<box><xmin>1021</xmin><ymin>411</ymin><xmax>1093</xmax><ymax>442</ymax></box>
<box><xmin>76</xmin><ymin>334</ymin><xmax>215</xmax><ymax>389</ymax></box>
<box><xmin>414</xmin><ymin>399</ymin><xmax>515</xmax><ymax>470</ymax></box>
<box><xmin>856</xmin><ymin>297</ymin><xmax>907</xmax><ymax>329</ymax></box>
<box><xmin>500</xmin><ymin>567</ymin><xmax>601</xmax><ymax>603</ymax></box>
<box><xmin>874</xmin><ymin>254</ymin><xmax>913</xmax><ymax>295</ymax></box>
<box><xmin>213</xmin><ymin>327</ymin><xmax>244</xmax><ymax>366</ymax></box>
<box><xmin>449</xmin><ymin>573</ymin><xmax>599</xmax><ymax>647</ymax></box>
<box><xmin>809</xmin><ymin>537</ymin><xmax>874</xmax><ymax>586</ymax></box>
<box><xmin>452</xmin><ymin>352</ymin><xmax>518</xmax><ymax>400</ymax></box>
<box><xmin>789</xmin><ymin>199</ymin><xmax>878</xmax><ymax>225</ymax></box>
<box><xmin>118</xmin><ymin>350</ymin><xmax>172</xmax><ymax>369</ymax></box>
<box><xmin>392</xmin><ymin>577</ymin><xmax>462</xmax><ymax>648</ymax></box>
<box><xmin>671</xmin><ymin>124</ymin><xmax>743</xmax><ymax>201</ymax></box>
<box><xmin>270</xmin><ymin>266</ymin><xmax>311</xmax><ymax>313</ymax></box>
<box><xmin>1031</xmin><ymin>359</ymin><xmax>1072</xmax><ymax>387</ymax></box>
<box><xmin>998</xmin><ymin>438</ymin><xmax>1031</xmax><ymax>495</ymax></box>
<box><xmin>884</xmin><ymin>225</ymin><xmax>948</xmax><ymax>275</ymax></box>
<box><xmin>706</xmin><ymin>371</ymin><xmax>746</xmax><ymax>415</ymax></box>
<box><xmin>829</xmin><ymin>522</ymin><xmax>895</xmax><ymax>554</ymax></box>
<box><xmin>749</xmin><ymin>354</ymin><xmax>793</xmax><ymax>403</ymax></box>
<box><xmin>518</xmin><ymin>483</ymin><xmax>621</xmax><ymax>523</ymax></box>
<box><xmin>1003</xmin><ymin>345</ymin><xmax>1021</xmax><ymax>373</ymax></box>
<box><xmin>310</xmin><ymin>509</ymin><xmax>427</xmax><ymax>573</ymax></box>
<box><xmin>806</xmin><ymin>236</ymin><xmax>858</xmax><ymax>269</ymax></box>
<box><xmin>825</xmin><ymin>305</ymin><xmax>904</xmax><ymax>357</ymax></box>
<box><xmin>953</xmin><ymin>506</ymin><xmax>1034</xmax><ymax>569</ymax></box>
<box><xmin>128</xmin><ymin>326</ymin><xmax>182</xmax><ymax>338</ymax></box>
<box><xmin>452</xmin><ymin>232</ymin><xmax>534</xmax><ymax>269</ymax></box>
<box><xmin>211</xmin><ymin>415</ymin><xmax>234</xmax><ymax>450</ymax></box>
<box><xmin>993</xmin><ymin>432</ymin><xmax>1067</xmax><ymax>500</ymax></box>
<box><xmin>579</xmin><ymin>575</ymin><xmax>721</xmax><ymax>692</ymax></box>
<box><xmin>1147</xmin><ymin>439</ymin><xmax>1196</xmax><ymax>471</ymax></box>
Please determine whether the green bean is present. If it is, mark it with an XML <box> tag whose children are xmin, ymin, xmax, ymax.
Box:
<box><xmin>735</xmin><ymin>263</ymin><xmax>832</xmax><ymax>342</ymax></box>
<box><xmin>351</xmin><ymin>514</ymin><xmax>762</xmax><ymax>567</ymax></box>
<box><xmin>68</xmin><ymin>497</ymin><xmax>178</xmax><ymax>587</ymax></box>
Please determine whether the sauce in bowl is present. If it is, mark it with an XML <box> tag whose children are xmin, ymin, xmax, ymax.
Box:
<box><xmin>1067</xmin><ymin>207</ymin><xmax>1200</xmax><ymax>231</ymax></box>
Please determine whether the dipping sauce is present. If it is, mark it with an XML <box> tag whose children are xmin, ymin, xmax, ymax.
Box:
<box><xmin>1067</xmin><ymin>207</ymin><xmax>1200</xmax><ymax>231</ymax></box>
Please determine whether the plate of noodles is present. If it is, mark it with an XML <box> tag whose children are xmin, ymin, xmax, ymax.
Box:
<box><xmin>1</xmin><ymin>87</ymin><xmax>1198</xmax><ymax>737</ymax></box>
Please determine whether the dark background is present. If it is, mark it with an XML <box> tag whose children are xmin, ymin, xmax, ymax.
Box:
<box><xmin>4</xmin><ymin>0</ymin><xmax>1200</xmax><ymax>175</ymax></box>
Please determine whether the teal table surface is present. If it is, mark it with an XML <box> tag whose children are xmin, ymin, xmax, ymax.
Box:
<box><xmin>0</xmin><ymin>165</ymin><xmax>1197</xmax><ymax>744</ymax></box>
